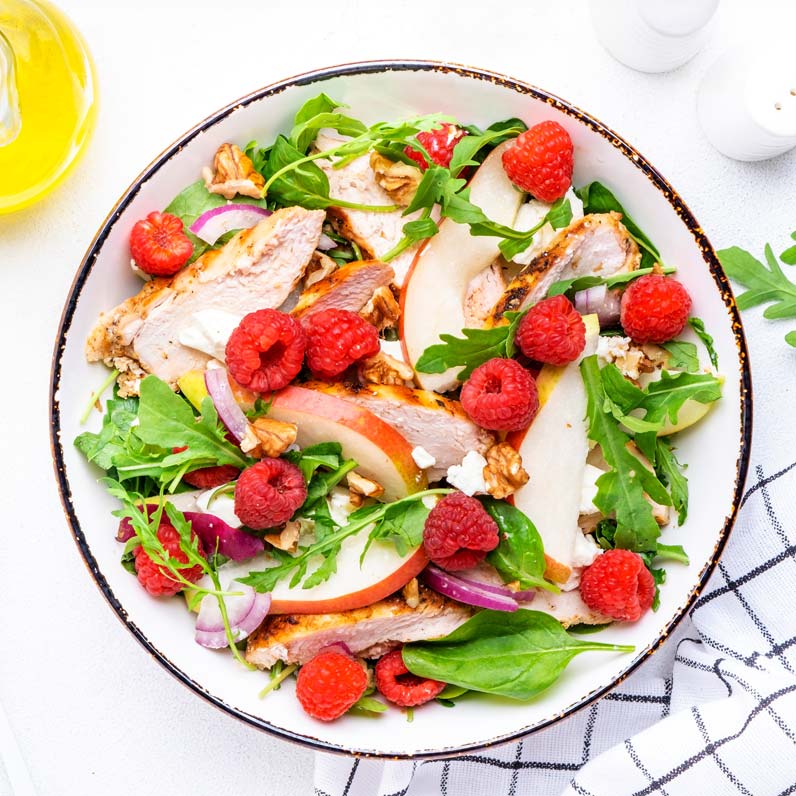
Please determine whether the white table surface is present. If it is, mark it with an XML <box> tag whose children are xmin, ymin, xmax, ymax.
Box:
<box><xmin>1</xmin><ymin>1</ymin><xmax>795</xmax><ymax>793</ymax></box>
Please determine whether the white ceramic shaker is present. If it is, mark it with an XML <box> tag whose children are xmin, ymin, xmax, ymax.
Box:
<box><xmin>590</xmin><ymin>0</ymin><xmax>720</xmax><ymax>73</ymax></box>
<box><xmin>698</xmin><ymin>49</ymin><xmax>796</xmax><ymax>161</ymax></box>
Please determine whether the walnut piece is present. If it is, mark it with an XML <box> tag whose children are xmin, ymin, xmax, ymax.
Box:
<box><xmin>358</xmin><ymin>351</ymin><xmax>415</xmax><ymax>386</ymax></box>
<box><xmin>369</xmin><ymin>152</ymin><xmax>423</xmax><ymax>207</ymax></box>
<box><xmin>402</xmin><ymin>578</ymin><xmax>420</xmax><ymax>609</ymax></box>
<box><xmin>202</xmin><ymin>143</ymin><xmax>265</xmax><ymax>200</ymax></box>
<box><xmin>264</xmin><ymin>520</ymin><xmax>300</xmax><ymax>553</ymax></box>
<box><xmin>359</xmin><ymin>285</ymin><xmax>401</xmax><ymax>331</ymax></box>
<box><xmin>304</xmin><ymin>251</ymin><xmax>338</xmax><ymax>288</ymax></box>
<box><xmin>347</xmin><ymin>471</ymin><xmax>384</xmax><ymax>507</ymax></box>
<box><xmin>482</xmin><ymin>442</ymin><xmax>529</xmax><ymax>499</ymax></box>
<box><xmin>249</xmin><ymin>417</ymin><xmax>298</xmax><ymax>458</ymax></box>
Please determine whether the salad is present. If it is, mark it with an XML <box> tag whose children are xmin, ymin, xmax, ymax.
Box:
<box><xmin>76</xmin><ymin>95</ymin><xmax>723</xmax><ymax>721</ymax></box>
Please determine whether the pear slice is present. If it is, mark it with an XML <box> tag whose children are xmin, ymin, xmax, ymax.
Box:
<box><xmin>507</xmin><ymin>315</ymin><xmax>600</xmax><ymax>574</ymax></box>
<box><xmin>400</xmin><ymin>141</ymin><xmax>524</xmax><ymax>392</ymax></box>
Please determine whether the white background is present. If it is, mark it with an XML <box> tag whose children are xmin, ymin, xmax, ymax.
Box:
<box><xmin>2</xmin><ymin>0</ymin><xmax>795</xmax><ymax>794</ymax></box>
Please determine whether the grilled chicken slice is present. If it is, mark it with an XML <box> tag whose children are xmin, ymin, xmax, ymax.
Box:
<box><xmin>246</xmin><ymin>585</ymin><xmax>471</xmax><ymax>668</ymax></box>
<box><xmin>86</xmin><ymin>207</ymin><xmax>324</xmax><ymax>394</ymax></box>
<box><xmin>303</xmin><ymin>381</ymin><xmax>496</xmax><ymax>482</ymax></box>
<box><xmin>486</xmin><ymin>212</ymin><xmax>640</xmax><ymax>326</ymax></box>
<box><xmin>532</xmin><ymin>589</ymin><xmax>611</xmax><ymax>628</ymax></box>
<box><xmin>291</xmin><ymin>259</ymin><xmax>394</xmax><ymax>320</ymax></box>
<box><xmin>464</xmin><ymin>262</ymin><xmax>507</xmax><ymax>328</ymax></box>
<box><xmin>314</xmin><ymin>131</ymin><xmax>424</xmax><ymax>287</ymax></box>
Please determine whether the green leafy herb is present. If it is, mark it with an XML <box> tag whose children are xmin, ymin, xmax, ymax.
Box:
<box><xmin>285</xmin><ymin>442</ymin><xmax>358</xmax><ymax>516</ymax></box>
<box><xmin>576</xmin><ymin>181</ymin><xmax>661</xmax><ymax>268</ymax></box>
<box><xmin>348</xmin><ymin>696</ymin><xmax>388</xmax><ymax>716</ymax></box>
<box><xmin>545</xmin><ymin>265</ymin><xmax>676</xmax><ymax>299</ymax></box>
<box><xmin>75</xmin><ymin>393</ymin><xmax>141</xmax><ymax>471</ymax></box>
<box><xmin>258</xmin><ymin>663</ymin><xmax>298</xmax><ymax>698</ymax></box>
<box><xmin>718</xmin><ymin>240</ymin><xmax>796</xmax><ymax>347</ymax></box>
<box><xmin>245</xmin><ymin>395</ymin><xmax>274</xmax><ymax>420</ymax></box>
<box><xmin>240</xmin><ymin>489</ymin><xmax>453</xmax><ymax>593</ymax></box>
<box><xmin>781</xmin><ymin>232</ymin><xmax>796</xmax><ymax>265</ymax></box>
<box><xmin>363</xmin><ymin>498</ymin><xmax>430</xmax><ymax>560</ymax></box>
<box><xmin>482</xmin><ymin>498</ymin><xmax>558</xmax><ymax>593</ymax></box>
<box><xmin>688</xmin><ymin>317</ymin><xmax>719</xmax><ymax>369</ymax></box>
<box><xmin>415</xmin><ymin>310</ymin><xmax>524</xmax><ymax>381</ymax></box>
<box><xmin>449</xmin><ymin>118</ymin><xmax>526</xmax><ymax>176</ymax></box>
<box><xmin>403</xmin><ymin>610</ymin><xmax>633</xmax><ymax>701</ymax></box>
<box><xmin>566</xmin><ymin>623</ymin><xmax>610</xmax><ymax>635</ymax></box>
<box><xmin>661</xmin><ymin>341</ymin><xmax>700</xmax><ymax>373</ymax></box>
<box><xmin>581</xmin><ymin>356</ymin><xmax>671</xmax><ymax>553</ymax></box>
<box><xmin>655</xmin><ymin>438</ymin><xmax>689</xmax><ymax>524</ymax></box>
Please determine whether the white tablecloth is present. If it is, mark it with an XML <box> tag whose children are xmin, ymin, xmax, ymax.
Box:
<box><xmin>1</xmin><ymin>0</ymin><xmax>795</xmax><ymax>794</ymax></box>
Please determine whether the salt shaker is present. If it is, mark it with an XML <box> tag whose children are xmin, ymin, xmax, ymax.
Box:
<box><xmin>590</xmin><ymin>0</ymin><xmax>720</xmax><ymax>73</ymax></box>
<box><xmin>698</xmin><ymin>49</ymin><xmax>796</xmax><ymax>161</ymax></box>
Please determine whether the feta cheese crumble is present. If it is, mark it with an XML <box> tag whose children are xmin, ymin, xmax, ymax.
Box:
<box><xmin>596</xmin><ymin>335</ymin><xmax>645</xmax><ymax>380</ymax></box>
<box><xmin>446</xmin><ymin>451</ymin><xmax>488</xmax><ymax>496</ymax></box>
<box><xmin>411</xmin><ymin>446</ymin><xmax>437</xmax><ymax>470</ymax></box>
<box><xmin>178</xmin><ymin>309</ymin><xmax>243</xmax><ymax>361</ymax></box>
<box><xmin>579</xmin><ymin>463</ymin><xmax>605</xmax><ymax>515</ymax></box>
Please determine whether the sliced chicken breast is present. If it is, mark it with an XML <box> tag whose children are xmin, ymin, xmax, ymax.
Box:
<box><xmin>486</xmin><ymin>212</ymin><xmax>641</xmax><ymax>325</ymax></box>
<box><xmin>314</xmin><ymin>131</ymin><xmax>423</xmax><ymax>287</ymax></box>
<box><xmin>291</xmin><ymin>259</ymin><xmax>394</xmax><ymax>320</ymax></box>
<box><xmin>246</xmin><ymin>585</ymin><xmax>471</xmax><ymax>668</ymax></box>
<box><xmin>464</xmin><ymin>262</ymin><xmax>507</xmax><ymax>328</ymax></box>
<box><xmin>86</xmin><ymin>206</ymin><xmax>324</xmax><ymax>394</ymax></box>
<box><xmin>303</xmin><ymin>381</ymin><xmax>496</xmax><ymax>482</ymax></box>
<box><xmin>530</xmin><ymin>589</ymin><xmax>611</xmax><ymax>628</ymax></box>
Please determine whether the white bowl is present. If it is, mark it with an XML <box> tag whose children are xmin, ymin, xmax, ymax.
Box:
<box><xmin>50</xmin><ymin>61</ymin><xmax>752</xmax><ymax>758</ymax></box>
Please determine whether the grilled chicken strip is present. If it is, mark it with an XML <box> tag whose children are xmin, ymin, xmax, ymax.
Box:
<box><xmin>86</xmin><ymin>206</ymin><xmax>324</xmax><ymax>394</ymax></box>
<box><xmin>246</xmin><ymin>585</ymin><xmax>471</xmax><ymax>668</ymax></box>
<box><xmin>464</xmin><ymin>262</ymin><xmax>507</xmax><ymax>328</ymax></box>
<box><xmin>291</xmin><ymin>259</ymin><xmax>394</xmax><ymax>320</ymax></box>
<box><xmin>314</xmin><ymin>131</ymin><xmax>424</xmax><ymax>287</ymax></box>
<box><xmin>532</xmin><ymin>589</ymin><xmax>611</xmax><ymax>628</ymax></box>
<box><xmin>486</xmin><ymin>212</ymin><xmax>640</xmax><ymax>326</ymax></box>
<box><xmin>303</xmin><ymin>381</ymin><xmax>496</xmax><ymax>481</ymax></box>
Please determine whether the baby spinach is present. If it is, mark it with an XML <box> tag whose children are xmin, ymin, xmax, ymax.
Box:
<box><xmin>403</xmin><ymin>610</ymin><xmax>633</xmax><ymax>701</ymax></box>
<box><xmin>576</xmin><ymin>181</ymin><xmax>661</xmax><ymax>269</ymax></box>
<box><xmin>482</xmin><ymin>498</ymin><xmax>558</xmax><ymax>593</ymax></box>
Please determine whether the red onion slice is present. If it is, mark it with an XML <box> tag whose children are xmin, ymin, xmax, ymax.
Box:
<box><xmin>204</xmin><ymin>368</ymin><xmax>250</xmax><ymax>443</ymax></box>
<box><xmin>452</xmin><ymin>572</ymin><xmax>536</xmax><ymax>602</ymax></box>
<box><xmin>424</xmin><ymin>565</ymin><xmax>519</xmax><ymax>612</ymax></box>
<box><xmin>183</xmin><ymin>511</ymin><xmax>264</xmax><ymax>562</ymax></box>
<box><xmin>195</xmin><ymin>582</ymin><xmax>271</xmax><ymax>649</ymax></box>
<box><xmin>190</xmin><ymin>204</ymin><xmax>271</xmax><ymax>245</ymax></box>
<box><xmin>574</xmin><ymin>284</ymin><xmax>622</xmax><ymax>328</ymax></box>
<box><xmin>317</xmin><ymin>233</ymin><xmax>336</xmax><ymax>251</ymax></box>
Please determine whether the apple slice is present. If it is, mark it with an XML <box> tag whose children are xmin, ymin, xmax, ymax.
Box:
<box><xmin>507</xmin><ymin>315</ymin><xmax>600</xmax><ymax>574</ymax></box>
<box><xmin>400</xmin><ymin>141</ymin><xmax>524</xmax><ymax>392</ymax></box>
<box><xmin>268</xmin><ymin>386</ymin><xmax>426</xmax><ymax>501</ymax></box>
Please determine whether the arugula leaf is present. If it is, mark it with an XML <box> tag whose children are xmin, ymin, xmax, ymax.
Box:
<box><xmin>348</xmin><ymin>696</ymin><xmax>388</xmax><ymax>716</ymax></box>
<box><xmin>75</xmin><ymin>393</ymin><xmax>140</xmax><ymax>471</ymax></box>
<box><xmin>581</xmin><ymin>356</ymin><xmax>670</xmax><ymax>553</ymax></box>
<box><xmin>403</xmin><ymin>610</ymin><xmax>633</xmax><ymax>701</ymax></box>
<box><xmin>546</xmin><ymin>265</ymin><xmax>676</xmax><ymax>298</ymax></box>
<box><xmin>688</xmin><ymin>317</ymin><xmax>719</xmax><ymax>369</ymax></box>
<box><xmin>718</xmin><ymin>242</ymin><xmax>796</xmax><ymax>346</ymax></box>
<box><xmin>576</xmin><ymin>181</ymin><xmax>661</xmax><ymax>268</ymax></box>
<box><xmin>449</xmin><ymin>119</ymin><xmax>525</xmax><ymax>177</ymax></box>
<box><xmin>240</xmin><ymin>489</ymin><xmax>453</xmax><ymax>593</ymax></box>
<box><xmin>781</xmin><ymin>232</ymin><xmax>796</xmax><ymax>265</ymax></box>
<box><xmin>655</xmin><ymin>438</ymin><xmax>689</xmax><ymax>524</ymax></box>
<box><xmin>364</xmin><ymin>499</ymin><xmax>430</xmax><ymax>559</ymax></box>
<box><xmin>482</xmin><ymin>498</ymin><xmax>558</xmax><ymax>593</ymax></box>
<box><xmin>415</xmin><ymin>310</ymin><xmax>524</xmax><ymax>380</ymax></box>
<box><xmin>662</xmin><ymin>340</ymin><xmax>700</xmax><ymax>373</ymax></box>
<box><xmin>245</xmin><ymin>396</ymin><xmax>273</xmax><ymax>420</ymax></box>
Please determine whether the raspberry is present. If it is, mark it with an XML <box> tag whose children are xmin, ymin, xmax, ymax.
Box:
<box><xmin>404</xmin><ymin>123</ymin><xmax>467</xmax><ymax>171</ymax></box>
<box><xmin>580</xmin><ymin>549</ymin><xmax>655</xmax><ymax>622</ymax></box>
<box><xmin>501</xmin><ymin>121</ymin><xmax>573</xmax><ymax>202</ymax></box>
<box><xmin>460</xmin><ymin>358</ymin><xmax>539</xmax><ymax>432</ymax></box>
<box><xmin>295</xmin><ymin>651</ymin><xmax>368</xmax><ymax>721</ymax></box>
<box><xmin>225</xmin><ymin>309</ymin><xmax>306</xmax><ymax>393</ymax></box>
<box><xmin>183</xmin><ymin>465</ymin><xmax>241</xmax><ymax>489</ymax></box>
<box><xmin>423</xmin><ymin>492</ymin><xmax>499</xmax><ymax>571</ymax></box>
<box><xmin>620</xmin><ymin>275</ymin><xmax>692</xmax><ymax>344</ymax></box>
<box><xmin>133</xmin><ymin>522</ymin><xmax>205</xmax><ymax>597</ymax></box>
<box><xmin>234</xmin><ymin>458</ymin><xmax>307</xmax><ymax>529</ymax></box>
<box><xmin>129</xmin><ymin>211</ymin><xmax>193</xmax><ymax>276</ymax></box>
<box><xmin>375</xmin><ymin>649</ymin><xmax>446</xmax><ymax>707</ymax></box>
<box><xmin>515</xmin><ymin>295</ymin><xmax>586</xmax><ymax>366</ymax></box>
<box><xmin>304</xmin><ymin>308</ymin><xmax>380</xmax><ymax>380</ymax></box>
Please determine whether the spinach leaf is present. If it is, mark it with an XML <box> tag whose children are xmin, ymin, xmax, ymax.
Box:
<box><xmin>348</xmin><ymin>696</ymin><xmax>388</xmax><ymax>716</ymax></box>
<box><xmin>482</xmin><ymin>498</ymin><xmax>557</xmax><ymax>593</ymax></box>
<box><xmin>576</xmin><ymin>181</ymin><xmax>661</xmax><ymax>268</ymax></box>
<box><xmin>415</xmin><ymin>310</ymin><xmax>524</xmax><ymax>380</ymax></box>
<box><xmin>688</xmin><ymin>317</ymin><xmax>719</xmax><ymax>369</ymax></box>
<box><xmin>661</xmin><ymin>340</ymin><xmax>700</xmax><ymax>373</ymax></box>
<box><xmin>403</xmin><ymin>610</ymin><xmax>633</xmax><ymax>701</ymax></box>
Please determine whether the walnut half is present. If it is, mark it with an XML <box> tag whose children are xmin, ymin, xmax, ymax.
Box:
<box><xmin>202</xmin><ymin>143</ymin><xmax>265</xmax><ymax>200</ymax></box>
<box><xmin>358</xmin><ymin>351</ymin><xmax>415</xmax><ymax>386</ymax></box>
<box><xmin>249</xmin><ymin>417</ymin><xmax>298</xmax><ymax>458</ymax></box>
<box><xmin>359</xmin><ymin>285</ymin><xmax>401</xmax><ymax>331</ymax></box>
<box><xmin>369</xmin><ymin>152</ymin><xmax>423</xmax><ymax>207</ymax></box>
<box><xmin>347</xmin><ymin>471</ymin><xmax>384</xmax><ymax>507</ymax></box>
<box><xmin>482</xmin><ymin>442</ymin><xmax>529</xmax><ymax>499</ymax></box>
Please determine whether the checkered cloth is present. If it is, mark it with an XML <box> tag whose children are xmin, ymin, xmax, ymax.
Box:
<box><xmin>315</xmin><ymin>409</ymin><xmax>796</xmax><ymax>793</ymax></box>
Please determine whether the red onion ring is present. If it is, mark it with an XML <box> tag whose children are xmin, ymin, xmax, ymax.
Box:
<box><xmin>189</xmin><ymin>204</ymin><xmax>271</xmax><ymax>245</ymax></box>
<box><xmin>574</xmin><ymin>284</ymin><xmax>622</xmax><ymax>328</ymax></box>
<box><xmin>195</xmin><ymin>585</ymin><xmax>271</xmax><ymax>649</ymax></box>
<box><xmin>204</xmin><ymin>368</ymin><xmax>250</xmax><ymax>443</ymax></box>
<box><xmin>452</xmin><ymin>571</ymin><xmax>536</xmax><ymax>602</ymax></box>
<box><xmin>424</xmin><ymin>565</ymin><xmax>519</xmax><ymax>612</ymax></box>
